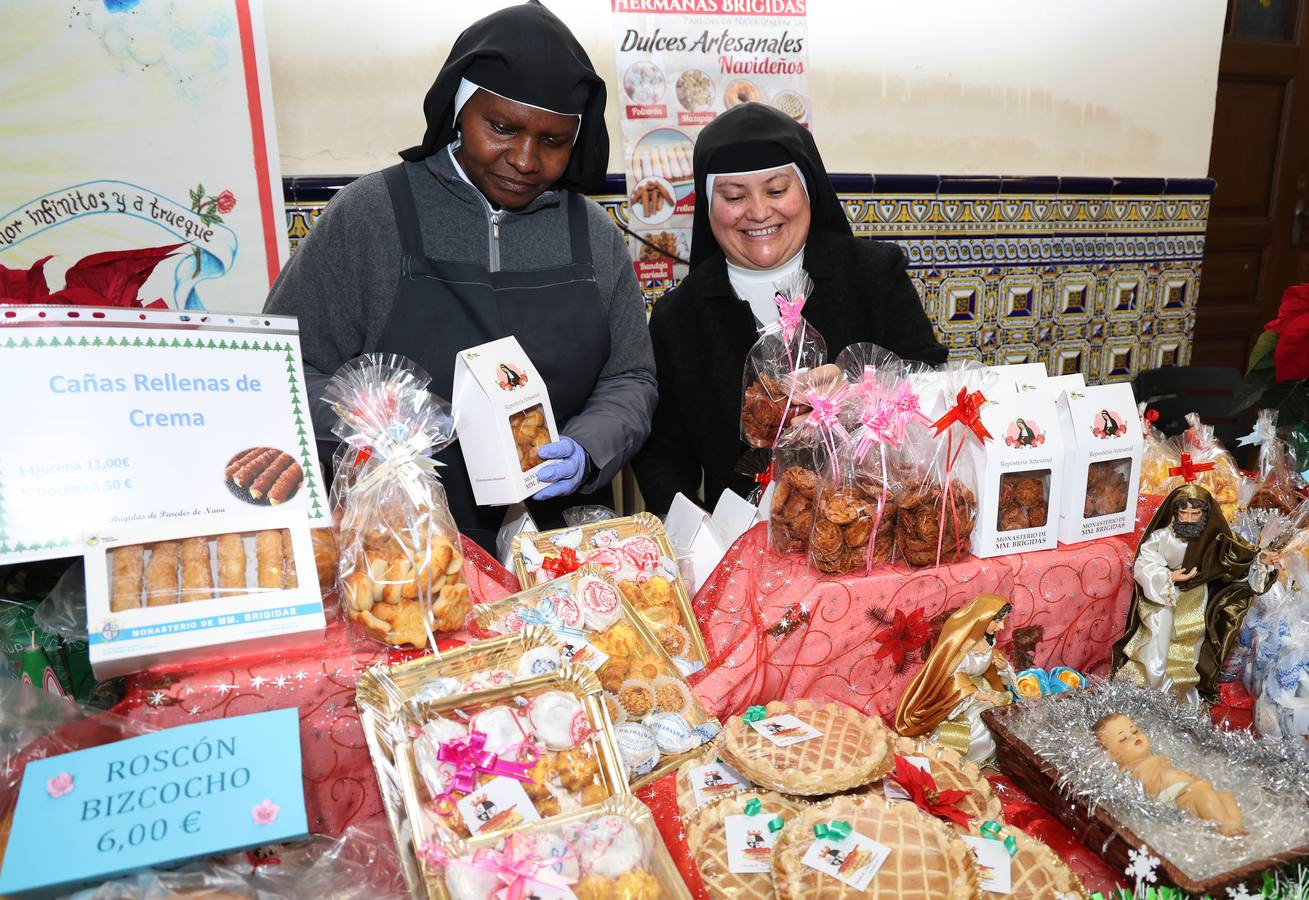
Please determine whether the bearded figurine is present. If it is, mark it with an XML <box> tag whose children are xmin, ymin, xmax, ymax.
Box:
<box><xmin>1111</xmin><ymin>483</ymin><xmax>1277</xmax><ymax>705</ymax></box>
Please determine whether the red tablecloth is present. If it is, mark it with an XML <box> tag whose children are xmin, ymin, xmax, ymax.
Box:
<box><xmin>688</xmin><ymin>523</ymin><xmax>1138</xmax><ymax>722</ymax></box>
<box><xmin>110</xmin><ymin>536</ymin><xmax>521</xmax><ymax>837</ymax></box>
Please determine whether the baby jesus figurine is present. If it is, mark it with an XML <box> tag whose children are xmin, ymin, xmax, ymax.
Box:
<box><xmin>1093</xmin><ymin>713</ymin><xmax>1245</xmax><ymax>836</ymax></box>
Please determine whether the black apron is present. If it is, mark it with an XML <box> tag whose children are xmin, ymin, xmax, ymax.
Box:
<box><xmin>375</xmin><ymin>164</ymin><xmax>612</xmax><ymax>551</ymax></box>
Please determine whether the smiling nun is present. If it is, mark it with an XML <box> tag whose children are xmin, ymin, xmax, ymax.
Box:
<box><xmin>632</xmin><ymin>102</ymin><xmax>946</xmax><ymax>515</ymax></box>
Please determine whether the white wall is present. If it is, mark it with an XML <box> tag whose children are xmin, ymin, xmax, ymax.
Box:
<box><xmin>265</xmin><ymin>0</ymin><xmax>1225</xmax><ymax>179</ymax></box>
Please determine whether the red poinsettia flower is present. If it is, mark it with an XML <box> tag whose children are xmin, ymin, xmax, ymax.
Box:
<box><xmin>873</xmin><ymin>608</ymin><xmax>933</xmax><ymax>668</ymax></box>
<box><xmin>1266</xmin><ymin>282</ymin><xmax>1309</xmax><ymax>382</ymax></box>
<box><xmin>889</xmin><ymin>754</ymin><xmax>972</xmax><ymax>827</ymax></box>
<box><xmin>0</xmin><ymin>243</ymin><xmax>185</xmax><ymax>308</ymax></box>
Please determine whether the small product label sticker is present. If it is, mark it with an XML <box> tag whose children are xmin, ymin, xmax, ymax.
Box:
<box><xmin>749</xmin><ymin>714</ymin><xmax>822</xmax><ymax>747</ymax></box>
<box><xmin>690</xmin><ymin>760</ymin><xmax>751</xmax><ymax>807</ymax></box>
<box><xmin>725</xmin><ymin>814</ymin><xmax>779</xmax><ymax>874</ymax></box>
<box><xmin>962</xmin><ymin>836</ymin><xmax>1013</xmax><ymax>893</ymax></box>
<box><xmin>883</xmin><ymin>755</ymin><xmax>931</xmax><ymax>802</ymax></box>
<box><xmin>558</xmin><ymin>635</ymin><xmax>609</xmax><ymax>672</ymax></box>
<box><xmin>800</xmin><ymin>830</ymin><xmax>891</xmax><ymax>891</ymax></box>
<box><xmin>454</xmin><ymin>776</ymin><xmax>541</xmax><ymax>836</ymax></box>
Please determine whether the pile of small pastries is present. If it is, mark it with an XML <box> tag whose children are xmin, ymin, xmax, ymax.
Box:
<box><xmin>412</xmin><ymin>686</ymin><xmax>611</xmax><ymax>842</ymax></box>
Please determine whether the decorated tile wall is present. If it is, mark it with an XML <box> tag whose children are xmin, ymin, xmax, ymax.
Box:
<box><xmin>282</xmin><ymin>174</ymin><xmax>1212</xmax><ymax>385</ymax></box>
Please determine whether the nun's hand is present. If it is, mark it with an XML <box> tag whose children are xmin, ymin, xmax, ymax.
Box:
<box><xmin>532</xmin><ymin>437</ymin><xmax>589</xmax><ymax>500</ymax></box>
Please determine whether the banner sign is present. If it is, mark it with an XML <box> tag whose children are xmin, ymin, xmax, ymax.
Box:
<box><xmin>610</xmin><ymin>0</ymin><xmax>811</xmax><ymax>300</ymax></box>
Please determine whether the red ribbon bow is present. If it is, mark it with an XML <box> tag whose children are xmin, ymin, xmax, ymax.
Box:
<box><xmin>931</xmin><ymin>388</ymin><xmax>992</xmax><ymax>444</ymax></box>
<box><xmin>541</xmin><ymin>547</ymin><xmax>580</xmax><ymax>580</ymax></box>
<box><xmin>436</xmin><ymin>730</ymin><xmax>537</xmax><ymax>797</ymax></box>
<box><xmin>753</xmin><ymin>464</ymin><xmax>774</xmax><ymax>489</ymax></box>
<box><xmin>1140</xmin><ymin>408</ymin><xmax>1160</xmax><ymax>433</ymax></box>
<box><xmin>1167</xmin><ymin>452</ymin><xmax>1215</xmax><ymax>484</ymax></box>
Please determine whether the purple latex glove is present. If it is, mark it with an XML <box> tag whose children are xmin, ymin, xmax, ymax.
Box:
<box><xmin>533</xmin><ymin>437</ymin><xmax>589</xmax><ymax>500</ymax></box>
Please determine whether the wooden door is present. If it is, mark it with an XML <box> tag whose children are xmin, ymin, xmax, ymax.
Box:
<box><xmin>1194</xmin><ymin>0</ymin><xmax>1309</xmax><ymax>369</ymax></box>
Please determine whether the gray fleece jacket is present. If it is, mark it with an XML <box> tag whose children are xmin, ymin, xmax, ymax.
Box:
<box><xmin>264</xmin><ymin>148</ymin><xmax>657</xmax><ymax>492</ymax></box>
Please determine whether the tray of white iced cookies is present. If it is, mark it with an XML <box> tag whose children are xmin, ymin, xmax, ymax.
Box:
<box><xmin>422</xmin><ymin>795</ymin><xmax>692</xmax><ymax>900</ymax></box>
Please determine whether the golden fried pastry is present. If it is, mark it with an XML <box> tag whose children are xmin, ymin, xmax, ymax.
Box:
<box><xmin>557</xmin><ymin>748</ymin><xmax>601</xmax><ymax>791</ymax></box>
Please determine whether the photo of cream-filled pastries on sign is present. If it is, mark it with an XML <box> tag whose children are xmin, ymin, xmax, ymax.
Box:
<box><xmin>223</xmin><ymin>446</ymin><xmax>304</xmax><ymax>506</ymax></box>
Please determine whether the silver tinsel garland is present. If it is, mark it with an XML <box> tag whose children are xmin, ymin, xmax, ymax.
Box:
<box><xmin>1000</xmin><ymin>679</ymin><xmax>1309</xmax><ymax>882</ymax></box>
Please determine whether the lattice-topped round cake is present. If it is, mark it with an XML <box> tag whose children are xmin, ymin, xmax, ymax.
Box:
<box><xmin>772</xmin><ymin>793</ymin><xmax>980</xmax><ymax>899</ymax></box>
<box><xmin>979</xmin><ymin>827</ymin><xmax>1085</xmax><ymax>899</ymax></box>
<box><xmin>685</xmin><ymin>789</ymin><xmax>807</xmax><ymax>900</ymax></box>
<box><xmin>717</xmin><ymin>699</ymin><xmax>893</xmax><ymax>795</ymax></box>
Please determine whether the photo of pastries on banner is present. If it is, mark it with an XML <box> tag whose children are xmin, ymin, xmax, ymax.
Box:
<box><xmin>510</xmin><ymin>404</ymin><xmax>550</xmax><ymax>472</ymax></box>
<box><xmin>223</xmin><ymin>446</ymin><xmax>304</xmax><ymax>506</ymax></box>
<box><xmin>108</xmin><ymin>529</ymin><xmax>296</xmax><ymax>611</ymax></box>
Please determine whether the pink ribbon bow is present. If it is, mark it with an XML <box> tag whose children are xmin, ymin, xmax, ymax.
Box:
<box><xmin>421</xmin><ymin>834</ymin><xmax>577</xmax><ymax>900</ymax></box>
<box><xmin>854</xmin><ymin>402</ymin><xmax>897</xmax><ymax>463</ymax></box>
<box><xmin>436</xmin><ymin>730</ymin><xmax>537</xmax><ymax>797</ymax></box>
<box><xmin>890</xmin><ymin>382</ymin><xmax>930</xmax><ymax>432</ymax></box>
<box><xmin>775</xmin><ymin>289</ymin><xmax>808</xmax><ymax>345</ymax></box>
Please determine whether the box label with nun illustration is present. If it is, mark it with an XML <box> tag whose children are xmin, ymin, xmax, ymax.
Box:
<box><xmin>452</xmin><ymin>336</ymin><xmax>559</xmax><ymax>506</ymax></box>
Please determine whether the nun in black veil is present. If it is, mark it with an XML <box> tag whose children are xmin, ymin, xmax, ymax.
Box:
<box><xmin>632</xmin><ymin>103</ymin><xmax>946</xmax><ymax>516</ymax></box>
<box><xmin>266</xmin><ymin>2</ymin><xmax>656</xmax><ymax>550</ymax></box>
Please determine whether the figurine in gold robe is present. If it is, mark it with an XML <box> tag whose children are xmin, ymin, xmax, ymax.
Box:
<box><xmin>1111</xmin><ymin>483</ymin><xmax>1276</xmax><ymax>705</ymax></box>
<box><xmin>894</xmin><ymin>593</ymin><xmax>1016</xmax><ymax>764</ymax></box>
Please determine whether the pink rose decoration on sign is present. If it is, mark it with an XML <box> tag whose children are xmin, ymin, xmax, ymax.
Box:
<box><xmin>216</xmin><ymin>190</ymin><xmax>236</xmax><ymax>215</ymax></box>
<box><xmin>47</xmin><ymin>772</ymin><xmax>74</xmax><ymax>799</ymax></box>
<box><xmin>251</xmin><ymin>799</ymin><xmax>280</xmax><ymax>825</ymax></box>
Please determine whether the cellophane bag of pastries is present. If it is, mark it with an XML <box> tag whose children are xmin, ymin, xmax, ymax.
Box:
<box><xmin>767</xmin><ymin>366</ymin><xmax>849</xmax><ymax>555</ymax></box>
<box><xmin>740</xmin><ymin>270</ymin><xmax>828</xmax><ymax>450</ymax></box>
<box><xmin>1138</xmin><ymin>402</ymin><xmax>1181</xmax><ymax>497</ymax></box>
<box><xmin>808</xmin><ymin>430</ymin><xmax>898</xmax><ymax>575</ymax></box>
<box><xmin>1166</xmin><ymin>412</ymin><xmax>1242</xmax><ymax>521</ymax></box>
<box><xmin>323</xmin><ymin>353</ymin><xmax>471</xmax><ymax>648</ymax></box>
<box><xmin>895</xmin><ymin>363</ymin><xmax>986</xmax><ymax>567</ymax></box>
<box><xmin>420</xmin><ymin>796</ymin><xmax>691</xmax><ymax>900</ymax></box>
<box><xmin>1244</xmin><ymin>409</ymin><xmax>1304</xmax><ymax>514</ymax></box>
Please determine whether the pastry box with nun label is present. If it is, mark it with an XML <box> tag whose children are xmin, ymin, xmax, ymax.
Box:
<box><xmin>969</xmin><ymin>383</ymin><xmax>1064</xmax><ymax>557</ymax></box>
<box><xmin>1057</xmin><ymin>382</ymin><xmax>1143</xmax><ymax>543</ymax></box>
<box><xmin>83</xmin><ymin>510</ymin><xmax>324</xmax><ymax>678</ymax></box>
<box><xmin>452</xmin><ymin>335</ymin><xmax>560</xmax><ymax>506</ymax></box>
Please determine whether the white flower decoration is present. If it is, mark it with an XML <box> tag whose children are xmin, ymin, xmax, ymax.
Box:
<box><xmin>1226</xmin><ymin>886</ymin><xmax>1256</xmax><ymax>900</ymax></box>
<box><xmin>1125</xmin><ymin>847</ymin><xmax>1160</xmax><ymax>885</ymax></box>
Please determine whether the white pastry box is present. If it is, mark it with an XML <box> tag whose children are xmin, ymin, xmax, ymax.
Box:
<box><xmin>83</xmin><ymin>511</ymin><xmax>324</xmax><ymax>678</ymax></box>
<box><xmin>1057</xmin><ymin>383</ymin><xmax>1143</xmax><ymax>544</ymax></box>
<box><xmin>1045</xmin><ymin>373</ymin><xmax>1086</xmax><ymax>398</ymax></box>
<box><xmin>969</xmin><ymin>384</ymin><xmax>1064</xmax><ymax>557</ymax></box>
<box><xmin>452</xmin><ymin>336</ymin><xmax>560</xmax><ymax>506</ymax></box>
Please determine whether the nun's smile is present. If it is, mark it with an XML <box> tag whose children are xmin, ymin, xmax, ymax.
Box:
<box><xmin>455</xmin><ymin>89</ymin><xmax>580</xmax><ymax>210</ymax></box>
<box><xmin>708</xmin><ymin>168</ymin><xmax>811</xmax><ymax>271</ymax></box>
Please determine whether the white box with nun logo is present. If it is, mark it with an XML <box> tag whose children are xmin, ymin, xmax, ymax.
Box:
<box><xmin>1057</xmin><ymin>383</ymin><xmax>1142</xmax><ymax>543</ymax></box>
<box><xmin>968</xmin><ymin>381</ymin><xmax>1064</xmax><ymax>557</ymax></box>
<box><xmin>452</xmin><ymin>336</ymin><xmax>560</xmax><ymax>507</ymax></box>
